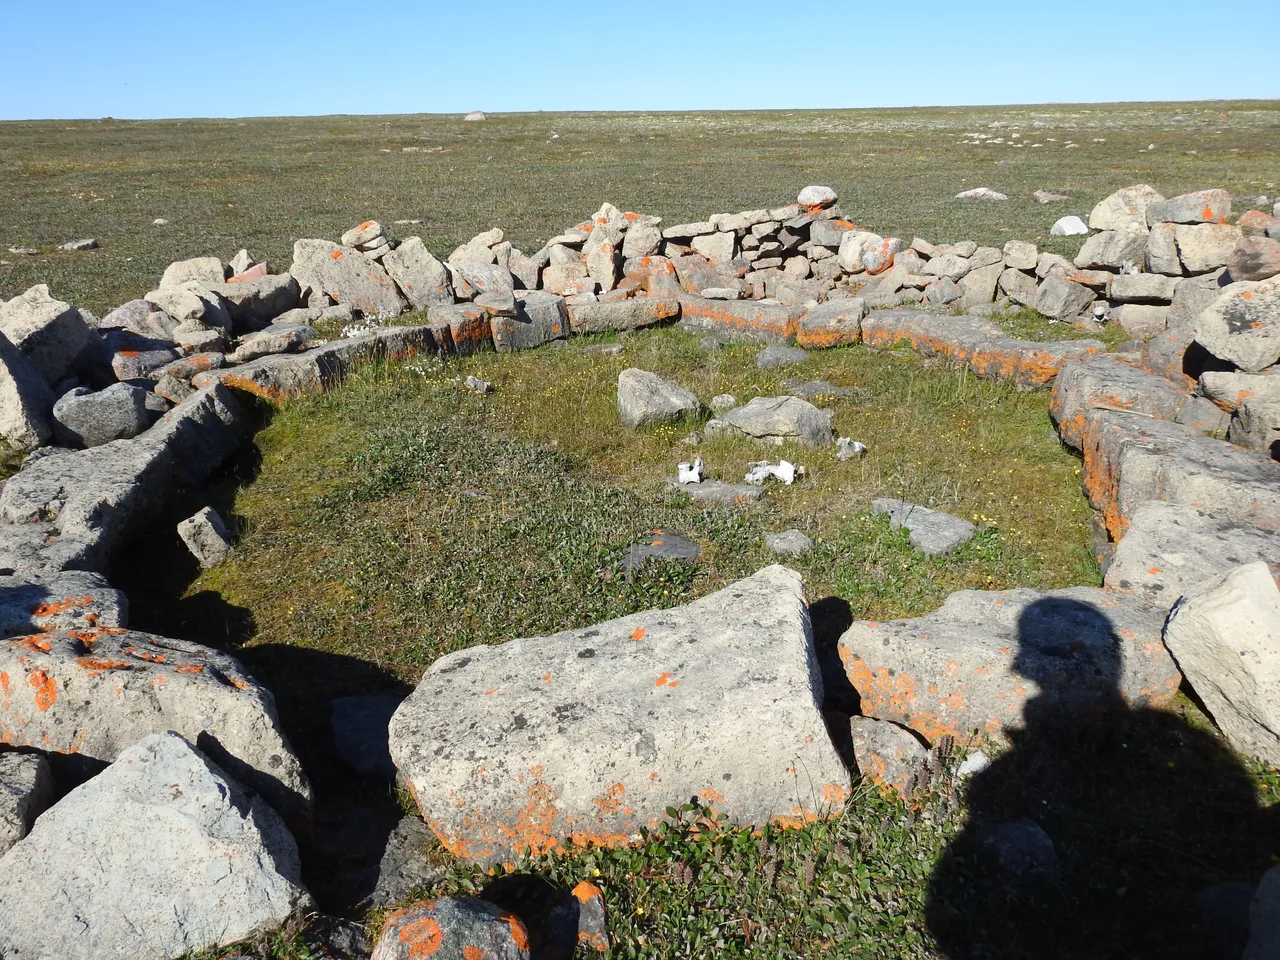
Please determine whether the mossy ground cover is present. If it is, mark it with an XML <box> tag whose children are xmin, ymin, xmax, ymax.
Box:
<box><xmin>127</xmin><ymin>330</ymin><xmax>1280</xmax><ymax>960</ymax></box>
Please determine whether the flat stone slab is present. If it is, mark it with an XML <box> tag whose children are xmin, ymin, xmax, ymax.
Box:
<box><xmin>0</xmin><ymin>628</ymin><xmax>311</xmax><ymax>817</ymax></box>
<box><xmin>861</xmin><ymin>310</ymin><xmax>1105</xmax><ymax>387</ymax></box>
<box><xmin>1081</xmin><ymin>408</ymin><xmax>1280</xmax><ymax>542</ymax></box>
<box><xmin>663</xmin><ymin>478</ymin><xmax>765</xmax><ymax>505</ymax></box>
<box><xmin>676</xmin><ymin>297</ymin><xmax>804</xmax><ymax>343</ymax></box>
<box><xmin>1050</xmin><ymin>356</ymin><xmax>1189</xmax><ymax>451</ymax></box>
<box><xmin>765</xmin><ymin>529</ymin><xmax>814</xmax><ymax>556</ymax></box>
<box><xmin>838</xmin><ymin>586</ymin><xmax>1179</xmax><ymax>745</ymax></box>
<box><xmin>388</xmin><ymin>566</ymin><xmax>849</xmax><ymax>864</ymax></box>
<box><xmin>566</xmin><ymin>298</ymin><xmax>680</xmax><ymax>334</ymax></box>
<box><xmin>872</xmin><ymin>498</ymin><xmax>976</xmax><ymax>556</ymax></box>
<box><xmin>1104</xmin><ymin>502</ymin><xmax>1280</xmax><ymax>609</ymax></box>
<box><xmin>0</xmin><ymin>732</ymin><xmax>309</xmax><ymax>960</ymax></box>
<box><xmin>780</xmin><ymin>379</ymin><xmax>852</xmax><ymax>399</ymax></box>
<box><xmin>195</xmin><ymin>326</ymin><xmax>437</xmax><ymax>402</ymax></box>
<box><xmin>620</xmin><ymin>529</ymin><xmax>700</xmax><ymax>575</ymax></box>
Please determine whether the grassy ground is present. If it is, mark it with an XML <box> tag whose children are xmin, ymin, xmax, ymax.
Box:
<box><xmin>2</xmin><ymin>101</ymin><xmax>1278</xmax><ymax>313</ymax></box>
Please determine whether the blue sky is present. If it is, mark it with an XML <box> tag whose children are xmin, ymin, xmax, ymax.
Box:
<box><xmin>4</xmin><ymin>0</ymin><xmax>1277</xmax><ymax>120</ymax></box>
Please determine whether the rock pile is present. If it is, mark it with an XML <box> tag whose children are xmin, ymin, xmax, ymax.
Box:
<box><xmin>1</xmin><ymin>179</ymin><xmax>1279</xmax><ymax>958</ymax></box>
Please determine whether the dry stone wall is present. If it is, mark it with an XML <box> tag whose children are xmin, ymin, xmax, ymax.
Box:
<box><xmin>0</xmin><ymin>181</ymin><xmax>1278</xmax><ymax>958</ymax></box>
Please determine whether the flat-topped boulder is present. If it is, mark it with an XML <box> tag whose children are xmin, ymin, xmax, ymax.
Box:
<box><xmin>872</xmin><ymin>499</ymin><xmax>976</xmax><ymax>556</ymax></box>
<box><xmin>0</xmin><ymin>569</ymin><xmax>127</xmax><ymax>638</ymax></box>
<box><xmin>705</xmin><ymin>396</ymin><xmax>833</xmax><ymax>446</ymax></box>
<box><xmin>0</xmin><ymin>627</ymin><xmax>310</xmax><ymax>816</ymax></box>
<box><xmin>0</xmin><ymin>732</ymin><xmax>309</xmax><ymax>960</ymax></box>
<box><xmin>388</xmin><ymin>566</ymin><xmax>848</xmax><ymax>864</ymax></box>
<box><xmin>1105</xmin><ymin>502</ymin><xmax>1280</xmax><ymax>609</ymax></box>
<box><xmin>1080</xmin><ymin>407</ymin><xmax>1280</xmax><ymax>541</ymax></box>
<box><xmin>663</xmin><ymin>477</ymin><xmax>766</xmax><ymax>505</ymax></box>
<box><xmin>839</xmin><ymin>586</ymin><xmax>1179</xmax><ymax>745</ymax></box>
<box><xmin>1050</xmin><ymin>356</ymin><xmax>1189</xmax><ymax>450</ymax></box>
<box><xmin>566</xmin><ymin>298</ymin><xmax>680</xmax><ymax>333</ymax></box>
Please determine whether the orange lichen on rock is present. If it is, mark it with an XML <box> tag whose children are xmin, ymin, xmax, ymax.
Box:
<box><xmin>30</xmin><ymin>595</ymin><xmax>93</xmax><ymax>618</ymax></box>
<box><xmin>396</xmin><ymin>914</ymin><xmax>444</xmax><ymax>959</ymax></box>
<box><xmin>29</xmin><ymin>670</ymin><xmax>57</xmax><ymax>711</ymax></box>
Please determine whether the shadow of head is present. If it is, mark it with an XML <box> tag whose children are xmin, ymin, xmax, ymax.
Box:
<box><xmin>1013</xmin><ymin>596</ymin><xmax>1127</xmax><ymax>726</ymax></box>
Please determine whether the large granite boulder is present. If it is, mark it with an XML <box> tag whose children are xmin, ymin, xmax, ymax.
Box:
<box><xmin>0</xmin><ymin>284</ymin><xmax>102</xmax><ymax>386</ymax></box>
<box><xmin>290</xmin><ymin>239</ymin><xmax>407</xmax><ymax>318</ymax></box>
<box><xmin>0</xmin><ymin>331</ymin><xmax>54</xmax><ymax>453</ymax></box>
<box><xmin>0</xmin><ymin>732</ymin><xmax>309</xmax><ymax>960</ymax></box>
<box><xmin>1195</xmin><ymin>276</ymin><xmax>1280</xmax><ymax>374</ymax></box>
<box><xmin>382</xmin><ymin>237</ymin><xmax>454</xmax><ymax>310</ymax></box>
<box><xmin>52</xmin><ymin>383</ymin><xmax>153</xmax><ymax>449</ymax></box>
<box><xmin>388</xmin><ymin>566</ymin><xmax>849</xmax><ymax>864</ymax></box>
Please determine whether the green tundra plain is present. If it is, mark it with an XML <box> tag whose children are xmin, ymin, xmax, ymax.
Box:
<box><xmin>4</xmin><ymin>102</ymin><xmax>1280</xmax><ymax>959</ymax></box>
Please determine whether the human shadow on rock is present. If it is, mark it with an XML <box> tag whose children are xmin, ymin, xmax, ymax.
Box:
<box><xmin>926</xmin><ymin>597</ymin><xmax>1280</xmax><ymax>960</ymax></box>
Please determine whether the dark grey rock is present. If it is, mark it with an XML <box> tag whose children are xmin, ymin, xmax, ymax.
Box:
<box><xmin>620</xmin><ymin>530</ymin><xmax>701</xmax><ymax>575</ymax></box>
<box><xmin>370</xmin><ymin>816</ymin><xmax>444</xmax><ymax>909</ymax></box>
<box><xmin>756</xmin><ymin>344</ymin><xmax>809</xmax><ymax>370</ymax></box>
<box><xmin>103</xmin><ymin>329</ymin><xmax>180</xmax><ymax>380</ymax></box>
<box><xmin>52</xmin><ymin>383</ymin><xmax>152</xmax><ymax>448</ymax></box>
<box><xmin>0</xmin><ymin>751</ymin><xmax>54</xmax><ymax>856</ymax></box>
<box><xmin>977</xmin><ymin>819</ymin><xmax>1060</xmax><ymax>883</ymax></box>
<box><xmin>330</xmin><ymin>694</ymin><xmax>403</xmax><ymax>780</ymax></box>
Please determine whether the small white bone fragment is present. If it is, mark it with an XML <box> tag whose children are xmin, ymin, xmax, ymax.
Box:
<box><xmin>678</xmin><ymin>456</ymin><xmax>704</xmax><ymax>484</ymax></box>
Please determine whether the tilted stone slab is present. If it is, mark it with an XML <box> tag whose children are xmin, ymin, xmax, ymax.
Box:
<box><xmin>566</xmin><ymin>298</ymin><xmax>680</xmax><ymax>334</ymax></box>
<box><xmin>1164</xmin><ymin>562</ymin><xmax>1280</xmax><ymax>766</ymax></box>
<box><xmin>0</xmin><ymin>569</ymin><xmax>127</xmax><ymax>638</ymax></box>
<box><xmin>676</xmin><ymin>296</ymin><xmax>803</xmax><ymax>343</ymax></box>
<box><xmin>1105</xmin><ymin>502</ymin><xmax>1280</xmax><ymax>609</ymax></box>
<box><xmin>0</xmin><ymin>732</ymin><xmax>309</xmax><ymax>960</ymax></box>
<box><xmin>0</xmin><ymin>284</ymin><xmax>102</xmax><ymax>387</ymax></box>
<box><xmin>0</xmin><ymin>383</ymin><xmax>250</xmax><ymax>574</ymax></box>
<box><xmin>0</xmin><ymin>330</ymin><xmax>54</xmax><ymax>453</ymax></box>
<box><xmin>1049</xmin><ymin>356</ymin><xmax>1189</xmax><ymax>450</ymax></box>
<box><xmin>206</xmin><ymin>273</ymin><xmax>300</xmax><ymax>330</ymax></box>
<box><xmin>871</xmin><ymin>498</ymin><xmax>976</xmax><ymax>556</ymax></box>
<box><xmin>662</xmin><ymin>477</ymin><xmax>766</xmax><ymax>505</ymax></box>
<box><xmin>1080</xmin><ymin>408</ymin><xmax>1280</xmax><ymax>542</ymax></box>
<box><xmin>388</xmin><ymin>566</ymin><xmax>849</xmax><ymax>864</ymax></box>
<box><xmin>0</xmin><ymin>628</ymin><xmax>311</xmax><ymax>817</ymax></box>
<box><xmin>194</xmin><ymin>325</ymin><xmax>436</xmax><ymax>402</ymax></box>
<box><xmin>861</xmin><ymin>310</ymin><xmax>1104</xmax><ymax>387</ymax></box>
<box><xmin>290</xmin><ymin>239</ymin><xmax>407</xmax><ymax>318</ymax></box>
<box><xmin>838</xmin><ymin>586</ymin><xmax>1179</xmax><ymax>745</ymax></box>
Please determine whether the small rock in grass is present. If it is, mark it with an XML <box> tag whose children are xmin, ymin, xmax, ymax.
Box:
<box><xmin>1050</xmin><ymin>215</ymin><xmax>1089</xmax><ymax>237</ymax></box>
<box><xmin>616</xmin><ymin>368</ymin><xmax>699</xmax><ymax>429</ymax></box>
<box><xmin>756</xmin><ymin>344</ymin><xmax>809</xmax><ymax>370</ymax></box>
<box><xmin>465</xmin><ymin>375</ymin><xmax>494</xmax><ymax>395</ymax></box>
<box><xmin>765</xmin><ymin>529</ymin><xmax>814</xmax><ymax>557</ymax></box>
<box><xmin>177</xmin><ymin>506</ymin><xmax>234</xmax><ymax>569</ymax></box>
<box><xmin>664</xmin><ymin>477</ymin><xmax>765</xmax><ymax>504</ymax></box>
<box><xmin>956</xmin><ymin>750</ymin><xmax>992</xmax><ymax>778</ymax></box>
<box><xmin>371</xmin><ymin>897</ymin><xmax>529</xmax><ymax>960</ymax></box>
<box><xmin>620</xmin><ymin>529</ymin><xmax>701</xmax><ymax>576</ymax></box>
<box><xmin>59</xmin><ymin>238</ymin><xmax>98</xmax><ymax>252</ymax></box>
<box><xmin>955</xmin><ymin>187</ymin><xmax>1007</xmax><ymax>201</ymax></box>
<box><xmin>872</xmin><ymin>498</ymin><xmax>975</xmax><ymax>556</ymax></box>
<box><xmin>1034</xmin><ymin>190</ymin><xmax>1070</xmax><ymax>204</ymax></box>
<box><xmin>836</xmin><ymin>437</ymin><xmax>867</xmax><ymax>461</ymax></box>
<box><xmin>978</xmin><ymin>819</ymin><xmax>1061</xmax><ymax>884</ymax></box>
<box><xmin>581</xmin><ymin>343</ymin><xmax>623</xmax><ymax>356</ymax></box>
<box><xmin>710</xmin><ymin>393</ymin><xmax>737</xmax><ymax>413</ymax></box>
<box><xmin>848</xmin><ymin>715</ymin><xmax>929</xmax><ymax>799</ymax></box>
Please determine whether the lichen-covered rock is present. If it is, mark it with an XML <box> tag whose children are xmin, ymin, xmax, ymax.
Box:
<box><xmin>839</xmin><ymin>586</ymin><xmax>1178</xmax><ymax>745</ymax></box>
<box><xmin>1176</xmin><ymin>223</ymin><xmax>1242</xmax><ymax>274</ymax></box>
<box><xmin>207</xmin><ymin>272</ymin><xmax>300</xmax><ymax>330</ymax></box>
<box><xmin>1105</xmin><ymin>502</ymin><xmax>1280</xmax><ymax>611</ymax></box>
<box><xmin>566</xmin><ymin>298</ymin><xmax>679</xmax><ymax>334</ymax></box>
<box><xmin>1147</xmin><ymin>189</ymin><xmax>1232</xmax><ymax>225</ymax></box>
<box><xmin>1074</xmin><ymin>229</ymin><xmax>1147</xmax><ymax>270</ymax></box>
<box><xmin>1080</xmin><ymin>408</ymin><xmax>1280</xmax><ymax>541</ymax></box>
<box><xmin>491</xmin><ymin>292</ymin><xmax>567</xmax><ymax>352</ymax></box>
<box><xmin>0</xmin><ymin>732</ymin><xmax>309</xmax><ymax>960</ymax></box>
<box><xmin>1229</xmin><ymin>396</ymin><xmax>1280</xmax><ymax>456</ymax></box>
<box><xmin>1229</xmin><ymin>236</ymin><xmax>1280</xmax><ymax>282</ymax></box>
<box><xmin>389</xmin><ymin>566</ymin><xmax>849</xmax><ymax>864</ymax></box>
<box><xmin>848</xmin><ymin>716</ymin><xmax>928</xmax><ymax>799</ymax></box>
<box><xmin>159</xmin><ymin>256</ymin><xmax>225</xmax><ymax>288</ymax></box>
<box><xmin>795</xmin><ymin>298</ymin><xmax>866</xmax><ymax>348</ymax></box>
<box><xmin>677</xmin><ymin>297</ymin><xmax>803</xmax><ymax>343</ymax></box>
<box><xmin>98</xmin><ymin>299</ymin><xmax>180</xmax><ymax>340</ymax></box>
<box><xmin>616</xmin><ymin>368</ymin><xmax>699</xmax><ymax>429</ymax></box>
<box><xmin>1164</xmin><ymin>562</ymin><xmax>1280</xmax><ymax>766</ymax></box>
<box><xmin>1050</xmin><ymin>356</ymin><xmax>1188</xmax><ymax>450</ymax></box>
<box><xmin>290</xmin><ymin>239</ymin><xmax>407</xmax><ymax>318</ymax></box>
<box><xmin>1088</xmin><ymin>184</ymin><xmax>1165</xmax><ymax>231</ymax></box>
<box><xmin>1195</xmin><ymin>276</ymin><xmax>1280</xmax><ymax>373</ymax></box>
<box><xmin>382</xmin><ymin>237</ymin><xmax>454</xmax><ymax>310</ymax></box>
<box><xmin>0</xmin><ymin>628</ymin><xmax>311</xmax><ymax>816</ymax></box>
<box><xmin>0</xmin><ymin>569</ymin><xmax>127</xmax><ymax>638</ymax></box>
<box><xmin>372</xmin><ymin>897</ymin><xmax>530</xmax><ymax>960</ymax></box>
<box><xmin>706</xmin><ymin>396</ymin><xmax>833</xmax><ymax>446</ymax></box>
